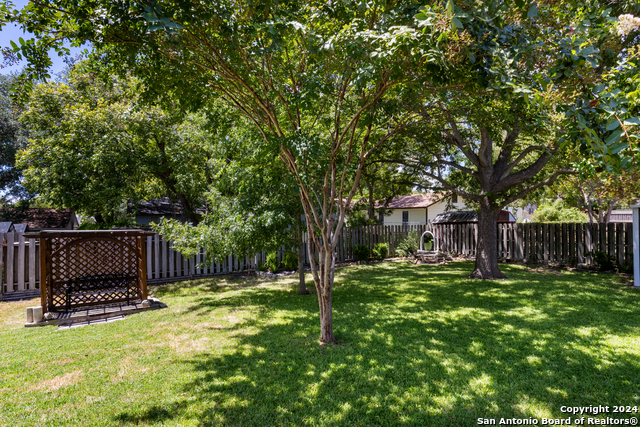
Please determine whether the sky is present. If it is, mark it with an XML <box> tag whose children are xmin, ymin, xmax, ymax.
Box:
<box><xmin>1</xmin><ymin>0</ymin><xmax>88</xmax><ymax>77</ymax></box>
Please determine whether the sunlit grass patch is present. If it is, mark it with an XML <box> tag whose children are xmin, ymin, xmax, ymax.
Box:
<box><xmin>0</xmin><ymin>261</ymin><xmax>639</xmax><ymax>426</ymax></box>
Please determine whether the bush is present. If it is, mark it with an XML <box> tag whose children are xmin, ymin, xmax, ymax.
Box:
<box><xmin>266</xmin><ymin>252</ymin><xmax>280</xmax><ymax>273</ymax></box>
<box><xmin>257</xmin><ymin>262</ymin><xmax>269</xmax><ymax>272</ymax></box>
<box><xmin>619</xmin><ymin>261</ymin><xmax>634</xmax><ymax>274</ymax></box>
<box><xmin>397</xmin><ymin>231</ymin><xmax>419</xmax><ymax>256</ymax></box>
<box><xmin>586</xmin><ymin>250</ymin><xmax>616</xmax><ymax>272</ymax></box>
<box><xmin>372</xmin><ymin>243</ymin><xmax>388</xmax><ymax>260</ymax></box>
<box><xmin>532</xmin><ymin>200</ymin><xmax>588</xmax><ymax>223</ymax></box>
<box><xmin>281</xmin><ymin>252</ymin><xmax>298</xmax><ymax>271</ymax></box>
<box><xmin>354</xmin><ymin>244</ymin><xmax>370</xmax><ymax>261</ymax></box>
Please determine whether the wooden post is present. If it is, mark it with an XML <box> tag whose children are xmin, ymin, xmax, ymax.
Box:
<box><xmin>28</xmin><ymin>238</ymin><xmax>36</xmax><ymax>290</ymax></box>
<box><xmin>146</xmin><ymin>236</ymin><xmax>152</xmax><ymax>280</ymax></box>
<box><xmin>39</xmin><ymin>234</ymin><xmax>47</xmax><ymax>313</ymax></box>
<box><xmin>138</xmin><ymin>235</ymin><xmax>148</xmax><ymax>301</ymax></box>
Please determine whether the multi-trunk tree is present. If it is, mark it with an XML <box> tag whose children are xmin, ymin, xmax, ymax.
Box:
<box><xmin>4</xmin><ymin>0</ymin><xmax>431</xmax><ymax>343</ymax></box>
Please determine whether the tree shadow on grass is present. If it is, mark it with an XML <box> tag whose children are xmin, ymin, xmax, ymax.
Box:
<box><xmin>115</xmin><ymin>262</ymin><xmax>640</xmax><ymax>426</ymax></box>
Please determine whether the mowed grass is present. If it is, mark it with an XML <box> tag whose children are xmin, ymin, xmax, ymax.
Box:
<box><xmin>1</xmin><ymin>262</ymin><xmax>639</xmax><ymax>426</ymax></box>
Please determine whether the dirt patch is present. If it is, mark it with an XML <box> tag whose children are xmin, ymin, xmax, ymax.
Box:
<box><xmin>167</xmin><ymin>334</ymin><xmax>211</xmax><ymax>354</ymax></box>
<box><xmin>111</xmin><ymin>357</ymin><xmax>150</xmax><ymax>381</ymax></box>
<box><xmin>32</xmin><ymin>370</ymin><xmax>83</xmax><ymax>392</ymax></box>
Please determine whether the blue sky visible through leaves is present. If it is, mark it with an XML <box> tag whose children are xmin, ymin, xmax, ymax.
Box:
<box><xmin>1</xmin><ymin>0</ymin><xmax>88</xmax><ymax>76</ymax></box>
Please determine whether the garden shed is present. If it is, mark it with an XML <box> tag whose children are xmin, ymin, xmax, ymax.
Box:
<box><xmin>24</xmin><ymin>230</ymin><xmax>154</xmax><ymax>314</ymax></box>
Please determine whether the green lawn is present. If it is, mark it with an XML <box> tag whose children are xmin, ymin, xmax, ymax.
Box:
<box><xmin>1</xmin><ymin>262</ymin><xmax>639</xmax><ymax>426</ymax></box>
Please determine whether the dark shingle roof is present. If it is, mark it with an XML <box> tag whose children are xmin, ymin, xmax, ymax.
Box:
<box><xmin>0</xmin><ymin>208</ymin><xmax>76</xmax><ymax>229</ymax></box>
<box><xmin>432</xmin><ymin>210</ymin><xmax>515</xmax><ymax>224</ymax></box>
<box><xmin>130</xmin><ymin>198</ymin><xmax>207</xmax><ymax>216</ymax></box>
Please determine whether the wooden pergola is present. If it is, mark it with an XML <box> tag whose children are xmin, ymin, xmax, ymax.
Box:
<box><xmin>24</xmin><ymin>230</ymin><xmax>153</xmax><ymax>313</ymax></box>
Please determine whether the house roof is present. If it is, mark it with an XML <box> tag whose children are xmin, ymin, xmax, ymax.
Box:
<box><xmin>130</xmin><ymin>198</ymin><xmax>207</xmax><ymax>216</ymax></box>
<box><xmin>376</xmin><ymin>193</ymin><xmax>443</xmax><ymax>209</ymax></box>
<box><xmin>432</xmin><ymin>210</ymin><xmax>516</xmax><ymax>224</ymax></box>
<box><xmin>0</xmin><ymin>208</ymin><xmax>76</xmax><ymax>230</ymax></box>
<box><xmin>609</xmin><ymin>209</ymin><xmax>632</xmax><ymax>223</ymax></box>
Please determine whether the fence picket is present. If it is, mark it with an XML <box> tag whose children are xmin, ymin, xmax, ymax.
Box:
<box><xmin>29</xmin><ymin>238</ymin><xmax>36</xmax><ymax>290</ymax></box>
<box><xmin>6</xmin><ymin>232</ymin><xmax>14</xmax><ymax>291</ymax></box>
<box><xmin>17</xmin><ymin>233</ymin><xmax>25</xmax><ymax>290</ymax></box>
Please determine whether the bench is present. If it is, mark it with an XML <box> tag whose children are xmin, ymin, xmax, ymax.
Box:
<box><xmin>65</xmin><ymin>273</ymin><xmax>133</xmax><ymax>311</ymax></box>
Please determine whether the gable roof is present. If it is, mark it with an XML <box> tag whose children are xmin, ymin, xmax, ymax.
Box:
<box><xmin>0</xmin><ymin>208</ymin><xmax>77</xmax><ymax>230</ymax></box>
<box><xmin>0</xmin><ymin>222</ymin><xmax>13</xmax><ymax>233</ymax></box>
<box><xmin>376</xmin><ymin>193</ymin><xmax>443</xmax><ymax>209</ymax></box>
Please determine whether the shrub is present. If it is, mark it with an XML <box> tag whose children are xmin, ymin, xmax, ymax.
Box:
<box><xmin>586</xmin><ymin>250</ymin><xmax>616</xmax><ymax>272</ymax></box>
<box><xmin>281</xmin><ymin>252</ymin><xmax>298</xmax><ymax>270</ymax></box>
<box><xmin>354</xmin><ymin>244</ymin><xmax>370</xmax><ymax>261</ymax></box>
<box><xmin>257</xmin><ymin>262</ymin><xmax>269</xmax><ymax>272</ymax></box>
<box><xmin>266</xmin><ymin>252</ymin><xmax>280</xmax><ymax>273</ymax></box>
<box><xmin>532</xmin><ymin>200</ymin><xmax>588</xmax><ymax>223</ymax></box>
<box><xmin>619</xmin><ymin>261</ymin><xmax>634</xmax><ymax>274</ymax></box>
<box><xmin>397</xmin><ymin>231</ymin><xmax>419</xmax><ymax>256</ymax></box>
<box><xmin>372</xmin><ymin>243</ymin><xmax>389</xmax><ymax>259</ymax></box>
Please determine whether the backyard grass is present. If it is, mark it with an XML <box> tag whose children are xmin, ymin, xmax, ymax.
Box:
<box><xmin>1</xmin><ymin>261</ymin><xmax>639</xmax><ymax>426</ymax></box>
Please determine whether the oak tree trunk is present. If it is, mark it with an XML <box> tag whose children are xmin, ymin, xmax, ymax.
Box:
<box><xmin>469</xmin><ymin>202</ymin><xmax>506</xmax><ymax>279</ymax></box>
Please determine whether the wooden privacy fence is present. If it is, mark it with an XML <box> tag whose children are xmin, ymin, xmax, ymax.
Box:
<box><xmin>0</xmin><ymin>222</ymin><xmax>635</xmax><ymax>300</ymax></box>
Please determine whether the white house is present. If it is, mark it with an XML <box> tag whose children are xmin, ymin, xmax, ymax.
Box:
<box><xmin>377</xmin><ymin>193</ymin><xmax>468</xmax><ymax>225</ymax></box>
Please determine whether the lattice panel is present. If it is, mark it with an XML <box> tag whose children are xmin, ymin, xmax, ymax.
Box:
<box><xmin>45</xmin><ymin>234</ymin><xmax>143</xmax><ymax>311</ymax></box>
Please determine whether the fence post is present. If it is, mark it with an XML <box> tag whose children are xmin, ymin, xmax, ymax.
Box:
<box><xmin>17</xmin><ymin>232</ymin><xmax>25</xmax><ymax>291</ymax></box>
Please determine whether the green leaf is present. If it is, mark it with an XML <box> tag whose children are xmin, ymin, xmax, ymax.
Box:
<box><xmin>593</xmin><ymin>83</ymin><xmax>604</xmax><ymax>94</ymax></box>
<box><xmin>610</xmin><ymin>142</ymin><xmax>627</xmax><ymax>155</ymax></box>
<box><xmin>9</xmin><ymin>40</ymin><xmax>18</xmax><ymax>50</ymax></box>
<box><xmin>451</xmin><ymin>17</ymin><xmax>463</xmax><ymax>30</ymax></box>
<box><xmin>605</xmin><ymin>120</ymin><xmax>619</xmax><ymax>131</ymax></box>
<box><xmin>446</xmin><ymin>0</ymin><xmax>454</xmax><ymax>18</ymax></box>
<box><xmin>623</xmin><ymin>117</ymin><xmax>640</xmax><ymax>126</ymax></box>
<box><xmin>604</xmin><ymin>130</ymin><xmax>624</xmax><ymax>145</ymax></box>
<box><xmin>527</xmin><ymin>3</ymin><xmax>538</xmax><ymax>19</ymax></box>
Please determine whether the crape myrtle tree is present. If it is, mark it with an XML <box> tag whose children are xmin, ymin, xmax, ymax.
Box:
<box><xmin>391</xmin><ymin>1</ymin><xmax>639</xmax><ymax>279</ymax></box>
<box><xmin>3</xmin><ymin>0</ymin><xmax>434</xmax><ymax>343</ymax></box>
